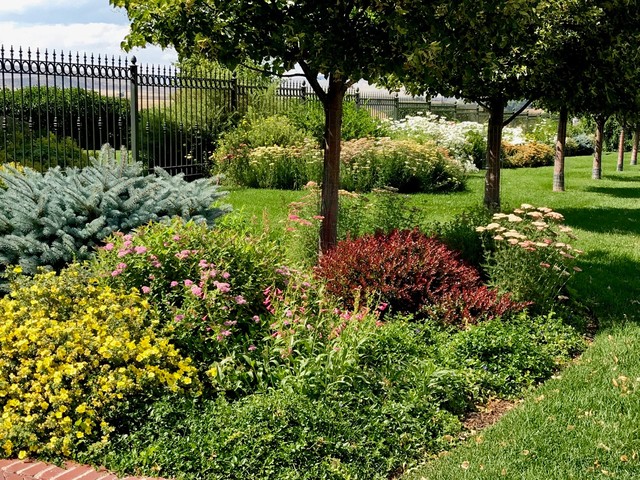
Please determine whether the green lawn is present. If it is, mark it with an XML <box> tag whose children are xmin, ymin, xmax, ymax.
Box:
<box><xmin>228</xmin><ymin>152</ymin><xmax>640</xmax><ymax>479</ymax></box>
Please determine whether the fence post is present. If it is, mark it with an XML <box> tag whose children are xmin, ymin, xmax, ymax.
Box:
<box><xmin>129</xmin><ymin>56</ymin><xmax>138</xmax><ymax>163</ymax></box>
<box><xmin>300</xmin><ymin>81</ymin><xmax>307</xmax><ymax>102</ymax></box>
<box><xmin>230</xmin><ymin>72</ymin><xmax>238</xmax><ymax>112</ymax></box>
<box><xmin>394</xmin><ymin>93</ymin><xmax>400</xmax><ymax>120</ymax></box>
<box><xmin>354</xmin><ymin>88</ymin><xmax>361</xmax><ymax>109</ymax></box>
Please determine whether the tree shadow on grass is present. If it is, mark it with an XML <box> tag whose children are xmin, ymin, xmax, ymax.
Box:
<box><xmin>600</xmin><ymin>173</ymin><xmax>640</xmax><ymax>183</ymax></box>
<box><xmin>574</xmin><ymin>248</ymin><xmax>640</xmax><ymax>326</ymax></box>
<box><xmin>584</xmin><ymin>185</ymin><xmax>640</xmax><ymax>199</ymax></box>
<box><xmin>560</xmin><ymin>207</ymin><xmax>640</xmax><ymax>236</ymax></box>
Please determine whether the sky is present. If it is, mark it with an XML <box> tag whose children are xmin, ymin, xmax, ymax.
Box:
<box><xmin>0</xmin><ymin>0</ymin><xmax>178</xmax><ymax>66</ymax></box>
<box><xmin>0</xmin><ymin>0</ymin><xmax>401</xmax><ymax>94</ymax></box>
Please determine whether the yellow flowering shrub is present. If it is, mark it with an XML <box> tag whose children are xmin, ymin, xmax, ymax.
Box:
<box><xmin>0</xmin><ymin>265</ymin><xmax>200</xmax><ymax>458</ymax></box>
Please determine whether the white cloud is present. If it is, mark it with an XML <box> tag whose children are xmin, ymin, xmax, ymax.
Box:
<box><xmin>0</xmin><ymin>0</ymin><xmax>87</xmax><ymax>14</ymax></box>
<box><xmin>0</xmin><ymin>21</ymin><xmax>178</xmax><ymax>65</ymax></box>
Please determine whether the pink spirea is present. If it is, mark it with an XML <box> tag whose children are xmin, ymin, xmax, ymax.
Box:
<box><xmin>184</xmin><ymin>279</ymin><xmax>194</xmax><ymax>286</ymax></box>
<box><xmin>174</xmin><ymin>314</ymin><xmax>184</xmax><ymax>322</ymax></box>
<box><xmin>134</xmin><ymin>246</ymin><xmax>148</xmax><ymax>254</ymax></box>
<box><xmin>141</xmin><ymin>286</ymin><xmax>151</xmax><ymax>294</ymax></box>
<box><xmin>117</xmin><ymin>263</ymin><xmax>127</xmax><ymax>270</ymax></box>
<box><xmin>104</xmin><ymin>243</ymin><xmax>115</xmax><ymax>251</ymax></box>
<box><xmin>170</xmin><ymin>281</ymin><xmax>178</xmax><ymax>287</ymax></box>
<box><xmin>214</xmin><ymin>281</ymin><xmax>231</xmax><ymax>293</ymax></box>
<box><xmin>235</xmin><ymin>295</ymin><xmax>247</xmax><ymax>305</ymax></box>
<box><xmin>191</xmin><ymin>285</ymin><xmax>204</xmax><ymax>298</ymax></box>
<box><xmin>248</xmin><ymin>345</ymin><xmax>257</xmax><ymax>351</ymax></box>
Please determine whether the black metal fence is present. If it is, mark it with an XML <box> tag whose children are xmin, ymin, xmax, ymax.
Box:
<box><xmin>0</xmin><ymin>45</ymin><xmax>547</xmax><ymax>178</ymax></box>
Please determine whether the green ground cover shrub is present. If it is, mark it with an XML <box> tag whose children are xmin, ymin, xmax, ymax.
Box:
<box><xmin>0</xmin><ymin>265</ymin><xmax>200</xmax><ymax>460</ymax></box>
<box><xmin>442</xmin><ymin>312</ymin><xmax>585</xmax><ymax>398</ymax></box>
<box><xmin>83</xmin><ymin>303</ymin><xmax>583</xmax><ymax>480</ymax></box>
<box><xmin>0</xmin><ymin>159</ymin><xmax>228</xmax><ymax>282</ymax></box>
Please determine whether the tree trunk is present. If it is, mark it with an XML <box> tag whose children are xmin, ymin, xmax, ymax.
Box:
<box><xmin>319</xmin><ymin>76</ymin><xmax>346</xmax><ymax>253</ymax></box>
<box><xmin>592</xmin><ymin>114</ymin><xmax>607</xmax><ymax>179</ymax></box>
<box><xmin>631</xmin><ymin>128</ymin><xmax>639</xmax><ymax>166</ymax></box>
<box><xmin>484</xmin><ymin>98</ymin><xmax>505</xmax><ymax>210</ymax></box>
<box><xmin>617</xmin><ymin>127</ymin><xmax>625</xmax><ymax>172</ymax></box>
<box><xmin>553</xmin><ymin>106</ymin><xmax>568</xmax><ymax>192</ymax></box>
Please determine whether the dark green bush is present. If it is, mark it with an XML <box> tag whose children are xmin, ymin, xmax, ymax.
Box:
<box><xmin>0</xmin><ymin>87</ymin><xmax>130</xmax><ymax>150</ymax></box>
<box><xmin>564</xmin><ymin>133</ymin><xmax>595</xmax><ymax>156</ymax></box>
<box><xmin>427</xmin><ymin>208</ymin><xmax>493</xmax><ymax>273</ymax></box>
<box><xmin>0</xmin><ymin>117</ymin><xmax>89</xmax><ymax>170</ymax></box>
<box><xmin>285</xmin><ymin>99</ymin><xmax>389</xmax><ymax>144</ymax></box>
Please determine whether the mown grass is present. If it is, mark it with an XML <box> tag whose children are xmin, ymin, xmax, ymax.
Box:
<box><xmin>228</xmin><ymin>152</ymin><xmax>640</xmax><ymax>479</ymax></box>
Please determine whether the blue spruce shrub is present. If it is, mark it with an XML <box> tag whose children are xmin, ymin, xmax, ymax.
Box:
<box><xmin>0</xmin><ymin>155</ymin><xmax>229</xmax><ymax>281</ymax></box>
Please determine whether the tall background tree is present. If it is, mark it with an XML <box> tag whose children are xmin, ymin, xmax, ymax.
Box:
<box><xmin>532</xmin><ymin>0</ymin><xmax>640</xmax><ymax>184</ymax></box>
<box><xmin>392</xmin><ymin>0</ymin><xmax>547</xmax><ymax>210</ymax></box>
<box><xmin>111</xmin><ymin>0</ymin><xmax>409</xmax><ymax>252</ymax></box>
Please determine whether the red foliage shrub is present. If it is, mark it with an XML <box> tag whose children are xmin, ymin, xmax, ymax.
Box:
<box><xmin>424</xmin><ymin>286</ymin><xmax>530</xmax><ymax>326</ymax></box>
<box><xmin>315</xmin><ymin>229</ymin><xmax>527</xmax><ymax>326</ymax></box>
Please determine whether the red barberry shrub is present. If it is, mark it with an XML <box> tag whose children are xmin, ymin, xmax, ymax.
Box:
<box><xmin>315</xmin><ymin>229</ymin><xmax>527</xmax><ymax>326</ymax></box>
<box><xmin>424</xmin><ymin>286</ymin><xmax>530</xmax><ymax>326</ymax></box>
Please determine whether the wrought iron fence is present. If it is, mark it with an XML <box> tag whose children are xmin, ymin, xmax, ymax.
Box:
<box><xmin>0</xmin><ymin>45</ymin><xmax>548</xmax><ymax>178</ymax></box>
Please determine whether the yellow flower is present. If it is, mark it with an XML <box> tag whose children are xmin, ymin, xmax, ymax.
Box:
<box><xmin>18</xmin><ymin>450</ymin><xmax>27</xmax><ymax>459</ymax></box>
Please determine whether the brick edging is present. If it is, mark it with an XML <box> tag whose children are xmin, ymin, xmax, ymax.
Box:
<box><xmin>0</xmin><ymin>459</ymin><xmax>167</xmax><ymax>480</ymax></box>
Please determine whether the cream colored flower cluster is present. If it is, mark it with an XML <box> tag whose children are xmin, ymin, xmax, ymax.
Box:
<box><xmin>477</xmin><ymin>204</ymin><xmax>582</xmax><ymax>257</ymax></box>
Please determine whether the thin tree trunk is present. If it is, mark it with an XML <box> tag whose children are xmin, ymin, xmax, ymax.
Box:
<box><xmin>553</xmin><ymin>106</ymin><xmax>568</xmax><ymax>192</ymax></box>
<box><xmin>632</xmin><ymin>128</ymin><xmax>639</xmax><ymax>166</ymax></box>
<box><xmin>592</xmin><ymin>114</ymin><xmax>606</xmax><ymax>179</ymax></box>
<box><xmin>617</xmin><ymin>127</ymin><xmax>625</xmax><ymax>172</ymax></box>
<box><xmin>484</xmin><ymin>98</ymin><xmax>505</xmax><ymax>210</ymax></box>
<box><xmin>319</xmin><ymin>76</ymin><xmax>345</xmax><ymax>253</ymax></box>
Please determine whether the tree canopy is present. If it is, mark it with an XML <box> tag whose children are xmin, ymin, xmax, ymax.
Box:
<box><xmin>112</xmin><ymin>0</ymin><xmax>411</xmax><ymax>250</ymax></box>
<box><xmin>390</xmin><ymin>0</ymin><xmax>547</xmax><ymax>209</ymax></box>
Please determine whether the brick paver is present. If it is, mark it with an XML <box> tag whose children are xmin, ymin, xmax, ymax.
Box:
<box><xmin>0</xmin><ymin>460</ymin><xmax>167</xmax><ymax>480</ymax></box>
